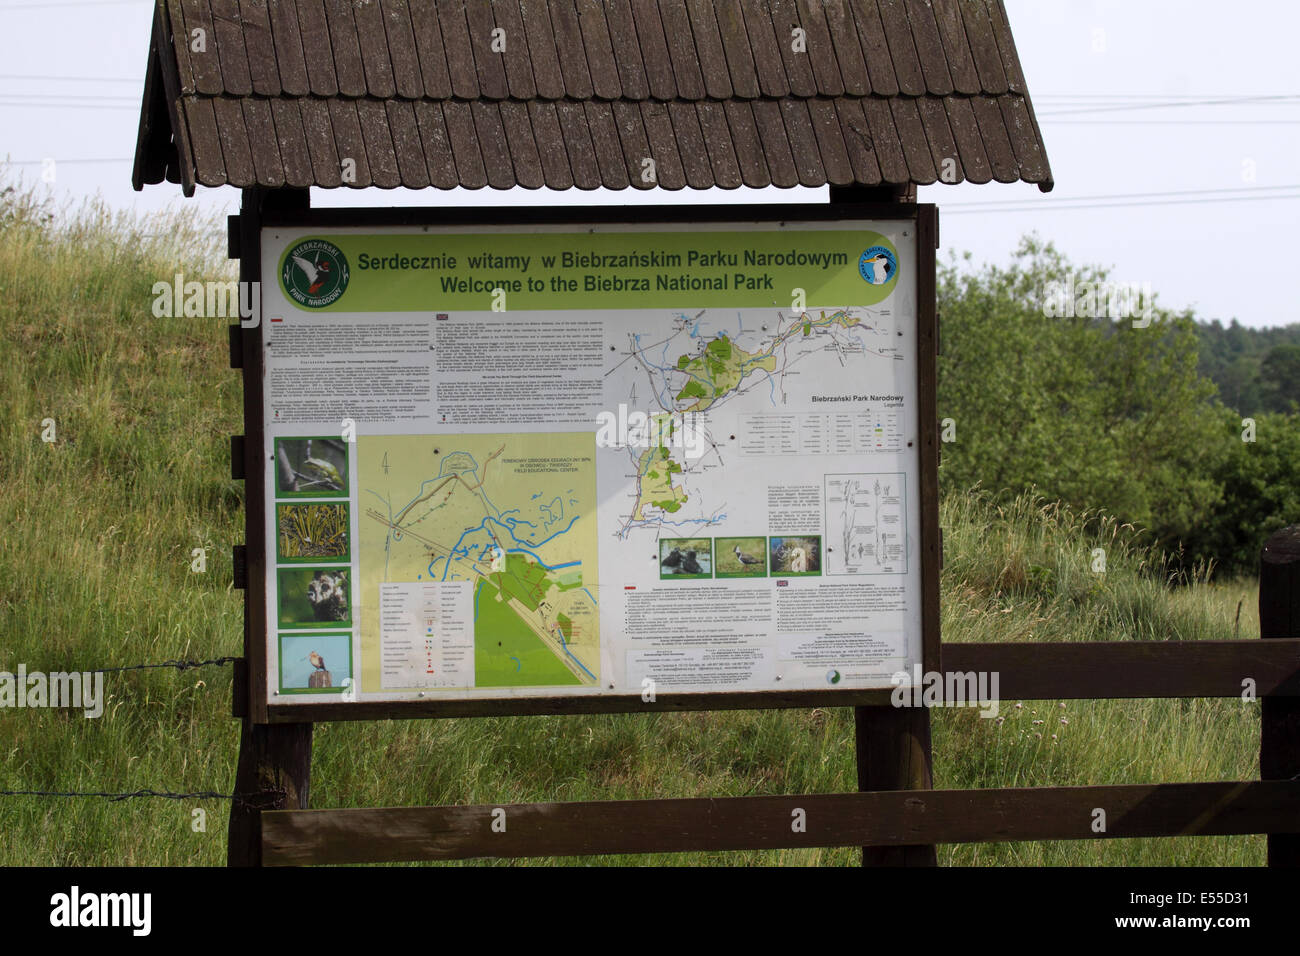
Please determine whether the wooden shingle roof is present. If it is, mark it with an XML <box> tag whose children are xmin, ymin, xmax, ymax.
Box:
<box><xmin>133</xmin><ymin>0</ymin><xmax>1053</xmax><ymax>195</ymax></box>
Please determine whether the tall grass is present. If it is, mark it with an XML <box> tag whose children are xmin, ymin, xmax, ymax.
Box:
<box><xmin>0</xmin><ymin>179</ymin><xmax>1265</xmax><ymax>865</ymax></box>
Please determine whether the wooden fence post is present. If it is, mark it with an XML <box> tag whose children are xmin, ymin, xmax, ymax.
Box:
<box><xmin>227</xmin><ymin>722</ymin><xmax>313</xmax><ymax>866</ymax></box>
<box><xmin>1260</xmin><ymin>524</ymin><xmax>1300</xmax><ymax>867</ymax></box>
<box><xmin>855</xmin><ymin>705</ymin><xmax>936</xmax><ymax>865</ymax></box>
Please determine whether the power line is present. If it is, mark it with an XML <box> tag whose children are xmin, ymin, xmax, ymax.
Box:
<box><xmin>1038</xmin><ymin>94</ymin><xmax>1300</xmax><ymax>116</ymax></box>
<box><xmin>941</xmin><ymin>192</ymin><xmax>1300</xmax><ymax>215</ymax></box>
<box><xmin>0</xmin><ymin>73</ymin><xmax>140</xmax><ymax>82</ymax></box>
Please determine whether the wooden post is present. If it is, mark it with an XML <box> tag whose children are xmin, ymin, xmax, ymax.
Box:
<box><xmin>830</xmin><ymin>187</ymin><xmax>938</xmax><ymax>866</ymax></box>
<box><xmin>1260</xmin><ymin>524</ymin><xmax>1300</xmax><ymax>867</ymax></box>
<box><xmin>227</xmin><ymin>186</ymin><xmax>315</xmax><ymax>866</ymax></box>
<box><xmin>855</xmin><ymin>705</ymin><xmax>936</xmax><ymax>865</ymax></box>
<box><xmin>227</xmin><ymin>722</ymin><xmax>313</xmax><ymax>866</ymax></box>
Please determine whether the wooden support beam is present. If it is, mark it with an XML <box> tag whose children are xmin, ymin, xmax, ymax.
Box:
<box><xmin>260</xmin><ymin>780</ymin><xmax>1300</xmax><ymax>866</ymax></box>
<box><xmin>1261</xmin><ymin>525</ymin><xmax>1300</xmax><ymax>867</ymax></box>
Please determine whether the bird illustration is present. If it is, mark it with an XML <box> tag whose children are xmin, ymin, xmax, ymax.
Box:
<box><xmin>291</xmin><ymin>254</ymin><xmax>331</xmax><ymax>294</ymax></box>
<box><xmin>300</xmin><ymin>454</ymin><xmax>343</xmax><ymax>490</ymax></box>
<box><xmin>862</xmin><ymin>254</ymin><xmax>892</xmax><ymax>285</ymax></box>
<box><xmin>308</xmin><ymin>651</ymin><xmax>326</xmax><ymax>672</ymax></box>
<box><xmin>790</xmin><ymin>548</ymin><xmax>808</xmax><ymax>573</ymax></box>
<box><xmin>733</xmin><ymin>545</ymin><xmax>762</xmax><ymax>566</ymax></box>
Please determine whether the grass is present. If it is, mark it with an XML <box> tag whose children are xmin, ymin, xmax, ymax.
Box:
<box><xmin>0</xmin><ymin>179</ymin><xmax>1268</xmax><ymax>866</ymax></box>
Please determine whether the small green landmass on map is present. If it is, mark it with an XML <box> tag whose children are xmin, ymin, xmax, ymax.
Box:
<box><xmin>475</xmin><ymin>580</ymin><xmax>581</xmax><ymax>687</ymax></box>
<box><xmin>673</xmin><ymin>335</ymin><xmax>777</xmax><ymax>412</ymax></box>
<box><xmin>492</xmin><ymin>552</ymin><xmax>551</xmax><ymax>612</ymax></box>
<box><xmin>676</xmin><ymin>379</ymin><xmax>707</xmax><ymax>401</ymax></box>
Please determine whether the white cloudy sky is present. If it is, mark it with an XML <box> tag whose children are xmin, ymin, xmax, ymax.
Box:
<box><xmin>0</xmin><ymin>0</ymin><xmax>1296</xmax><ymax>328</ymax></box>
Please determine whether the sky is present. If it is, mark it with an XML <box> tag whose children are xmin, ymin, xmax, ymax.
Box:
<box><xmin>0</xmin><ymin>0</ymin><xmax>1296</xmax><ymax>328</ymax></box>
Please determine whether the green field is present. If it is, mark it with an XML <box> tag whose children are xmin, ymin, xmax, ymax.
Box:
<box><xmin>0</xmin><ymin>182</ymin><xmax>1269</xmax><ymax>866</ymax></box>
<box><xmin>473</xmin><ymin>580</ymin><xmax>581</xmax><ymax>687</ymax></box>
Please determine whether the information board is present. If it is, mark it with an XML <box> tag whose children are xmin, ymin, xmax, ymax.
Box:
<box><xmin>258</xmin><ymin>210</ymin><xmax>931</xmax><ymax>712</ymax></box>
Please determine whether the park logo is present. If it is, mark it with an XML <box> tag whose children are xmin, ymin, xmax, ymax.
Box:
<box><xmin>858</xmin><ymin>244</ymin><xmax>898</xmax><ymax>289</ymax></box>
<box><xmin>282</xmin><ymin>238</ymin><xmax>350</xmax><ymax>308</ymax></box>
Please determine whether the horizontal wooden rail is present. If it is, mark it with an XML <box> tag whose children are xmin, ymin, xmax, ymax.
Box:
<box><xmin>262</xmin><ymin>780</ymin><xmax>1300</xmax><ymax>865</ymax></box>
<box><xmin>264</xmin><ymin>640</ymin><xmax>1300</xmax><ymax>723</ymax></box>
<box><xmin>944</xmin><ymin>639</ymin><xmax>1300</xmax><ymax>700</ymax></box>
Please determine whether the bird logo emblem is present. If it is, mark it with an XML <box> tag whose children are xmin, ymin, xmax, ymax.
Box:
<box><xmin>282</xmin><ymin>238</ymin><xmax>350</xmax><ymax>308</ymax></box>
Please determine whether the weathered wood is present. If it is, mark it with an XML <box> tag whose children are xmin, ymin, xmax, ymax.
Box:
<box><xmin>228</xmin><ymin>721</ymin><xmax>313</xmax><ymax>866</ymax></box>
<box><xmin>856</xmin><ymin>705</ymin><xmax>936</xmax><ymax>865</ymax></box>
<box><xmin>1260</xmin><ymin>525</ymin><xmax>1300</xmax><ymax>867</ymax></box>
<box><xmin>261</xmin><ymin>780</ymin><xmax>1300</xmax><ymax>866</ymax></box>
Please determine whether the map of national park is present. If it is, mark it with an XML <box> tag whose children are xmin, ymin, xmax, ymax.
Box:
<box><xmin>359</xmin><ymin>433</ymin><xmax>599</xmax><ymax>688</ymax></box>
<box><xmin>610</xmin><ymin>306</ymin><xmax>902</xmax><ymax>539</ymax></box>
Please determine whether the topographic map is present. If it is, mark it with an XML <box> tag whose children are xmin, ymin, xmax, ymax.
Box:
<box><xmin>603</xmin><ymin>305</ymin><xmax>903</xmax><ymax>541</ymax></box>
<box><xmin>359</xmin><ymin>433</ymin><xmax>598</xmax><ymax>688</ymax></box>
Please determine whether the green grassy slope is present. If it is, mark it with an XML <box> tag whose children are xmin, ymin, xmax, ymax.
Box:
<box><xmin>0</xmin><ymin>184</ymin><xmax>1264</xmax><ymax>866</ymax></box>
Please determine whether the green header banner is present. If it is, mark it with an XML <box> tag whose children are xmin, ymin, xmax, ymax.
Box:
<box><xmin>276</xmin><ymin>228</ymin><xmax>900</xmax><ymax>312</ymax></box>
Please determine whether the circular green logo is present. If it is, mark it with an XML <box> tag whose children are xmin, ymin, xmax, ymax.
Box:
<box><xmin>282</xmin><ymin>238</ymin><xmax>349</xmax><ymax>308</ymax></box>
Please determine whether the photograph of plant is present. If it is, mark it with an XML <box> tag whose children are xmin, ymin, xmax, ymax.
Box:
<box><xmin>277</xmin><ymin>503</ymin><xmax>350</xmax><ymax>562</ymax></box>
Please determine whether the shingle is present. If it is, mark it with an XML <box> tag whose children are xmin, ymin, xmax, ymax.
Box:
<box><xmin>943</xmin><ymin>96</ymin><xmax>990</xmax><ymax>182</ymax></box>
<box><xmin>575</xmin><ymin>0</ymin><xmax>622</xmax><ymax>99</ymax></box>
<box><xmin>696</xmin><ymin>100</ymin><xmax>742</xmax><ymax>188</ymax></box>
<box><xmin>181</xmin><ymin>96</ymin><xmax>226</xmax><ymax>185</ymax></box>
<box><xmin>970</xmin><ymin>93</ymin><xmax>1017</xmax><ymax>182</ymax></box>
<box><xmin>213</xmin><ymin>95</ymin><xmax>256</xmax><ymax>185</ymax></box>
<box><xmin>904</xmin><ymin>0</ymin><xmax>954</xmax><ymax>95</ymax></box>
<box><xmin>498</xmin><ymin>99</ymin><xmax>546</xmax><ymax>188</ymax></box>
<box><xmin>778</xmin><ymin>98</ymin><xmax>826</xmax><ymax>186</ymax></box>
<box><xmin>874</xmin><ymin>0</ymin><xmax>925</xmax><ymax>96</ymax></box>
<box><xmin>436</xmin><ymin>0</ymin><xmax>480</xmax><ymax>99</ymax></box>
<box><xmin>519</xmin><ymin>0</ymin><xmax>566</xmax><ymax>99</ymax></box>
<box><xmin>490</xmin><ymin>0</ymin><xmax>538</xmax><ymax>98</ymax></box>
<box><xmin>713</xmin><ymin>0</ymin><xmax>761</xmax><ymax>99</ymax></box>
<box><xmin>296</xmin><ymin>0</ymin><xmax>341</xmax><ymax>96</ymax></box>
<box><xmin>740</xmin><ymin>0</ymin><xmax>790</xmax><ymax>97</ymax></box>
<box><xmin>327</xmin><ymin>98</ymin><xmax>372</xmax><ymax>185</ymax></box>
<box><xmin>238</xmin><ymin>0</ymin><xmax>282</xmax><ymax>96</ymax></box>
<box><xmin>265</xmin><ymin>0</ymin><xmax>310</xmax><ymax>95</ymax></box>
<box><xmin>554</xmin><ymin>100</ymin><xmax>602</xmax><ymax>188</ymax></box>
<box><xmin>602</xmin><ymin>0</ymin><xmax>650</xmax><ymax>99</ymax></box>
<box><xmin>442</xmin><ymin>100</ymin><xmax>488</xmax><ymax>188</ymax></box>
<box><xmin>999</xmin><ymin>94</ymin><xmax>1049</xmax><ymax>184</ymax></box>
<box><xmin>834</xmin><ymin>97</ymin><xmax>882</xmax><ymax>184</ymax></box>
<box><xmin>930</xmin><ymin>0</ymin><xmax>979</xmax><ymax>94</ymax></box>
<box><xmin>723</xmin><ymin>99</ymin><xmax>772</xmax><ymax>187</ymax></box>
<box><xmin>471</xmin><ymin>101</ymin><xmax>517</xmax><ymax>188</ymax></box>
<box><xmin>385</xmin><ymin>99</ymin><xmax>429</xmax><ymax>188</ymax></box>
<box><xmin>846</xmin><ymin>0</ymin><xmax>898</xmax><ymax>96</ymax></box>
<box><xmin>548</xmin><ymin>0</ymin><xmax>595</xmax><ymax>99</ymax></box>
<box><xmin>270</xmin><ymin>98</ymin><xmax>314</xmax><ymax>186</ymax></box>
<box><xmin>627</xmin><ymin>0</ymin><xmax>676</xmax><ymax>99</ymax></box>
<box><xmin>666</xmin><ymin>99</ymin><xmax>716</xmax><ymax>188</ymax></box>
<box><xmin>889</xmin><ymin>96</ymin><xmax>936</xmax><ymax>183</ymax></box>
<box><xmin>767</xmin><ymin>0</ymin><xmax>819</xmax><ymax>97</ymax></box>
<box><xmin>528</xmin><ymin>101</ymin><xmax>576</xmax><ymax>188</ymax></box>
<box><xmin>638</xmin><ymin>101</ymin><xmax>687</xmax><ymax>189</ymax></box>
<box><xmin>407</xmin><ymin>1</ymin><xmax>453</xmax><ymax>98</ymax></box>
<box><xmin>465</xmin><ymin>0</ymin><xmax>510</xmax><ymax>99</ymax></box>
<box><xmin>322</xmin><ymin>0</ymin><xmax>367</xmax><ymax>97</ymax></box>
<box><xmin>353</xmin><ymin>0</ymin><xmax>398</xmax><ymax>97</ymax></box>
<box><xmin>412</xmin><ymin>100</ymin><xmax>460</xmax><ymax>187</ymax></box>
<box><xmin>583</xmin><ymin>101</ymin><xmax>632</xmax><ymax>188</ymax></box>
<box><xmin>683</xmin><ymin>0</ymin><xmax>734</xmax><ymax>100</ymax></box>
<box><xmin>300</xmin><ymin>97</ymin><xmax>343</xmax><ymax>185</ymax></box>
<box><xmin>807</xmin><ymin>97</ymin><xmax>854</xmax><ymax>185</ymax></box>
<box><xmin>657</xmin><ymin>0</ymin><xmax>706</xmax><ymax>100</ymax></box>
<box><xmin>241</xmin><ymin>97</ymin><xmax>285</xmax><ymax>186</ymax></box>
<box><xmin>210</xmin><ymin>0</ymin><xmax>254</xmax><ymax>96</ymax></box>
<box><xmin>958</xmin><ymin>0</ymin><xmax>1009</xmax><ymax>94</ymax></box>
<box><xmin>357</xmin><ymin>98</ymin><xmax>401</xmax><ymax>188</ymax></box>
<box><xmin>860</xmin><ymin>96</ymin><xmax>908</xmax><ymax>183</ymax></box>
<box><xmin>789</xmin><ymin>0</ymin><xmax>843</xmax><ymax>96</ymax></box>
<box><xmin>379</xmin><ymin>0</ymin><xmax>424</xmax><ymax>99</ymax></box>
<box><xmin>179</xmin><ymin>0</ymin><xmax>223</xmax><ymax>95</ymax></box>
<box><xmin>916</xmin><ymin>95</ymin><xmax>961</xmax><ymax>182</ymax></box>
<box><xmin>750</xmin><ymin>99</ymin><xmax>800</xmax><ymax>187</ymax></box>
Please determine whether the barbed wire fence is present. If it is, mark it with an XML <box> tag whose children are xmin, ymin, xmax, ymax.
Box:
<box><xmin>0</xmin><ymin>655</ymin><xmax>286</xmax><ymax>809</ymax></box>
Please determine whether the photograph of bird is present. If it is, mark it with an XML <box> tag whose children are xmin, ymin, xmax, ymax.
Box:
<box><xmin>308</xmin><ymin>651</ymin><xmax>326</xmax><ymax>672</ymax></box>
<box><xmin>291</xmin><ymin>252</ymin><xmax>332</xmax><ymax>294</ymax></box>
<box><xmin>733</xmin><ymin>544</ymin><xmax>763</xmax><ymax>566</ymax></box>
<box><xmin>790</xmin><ymin>548</ymin><xmax>808</xmax><ymax>573</ymax></box>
